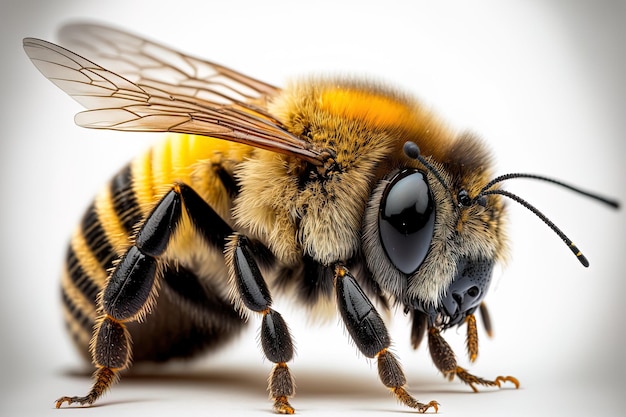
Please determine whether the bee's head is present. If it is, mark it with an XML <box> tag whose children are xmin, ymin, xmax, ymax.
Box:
<box><xmin>362</xmin><ymin>136</ymin><xmax>504</xmax><ymax>326</ymax></box>
<box><xmin>363</xmin><ymin>140</ymin><xmax>619</xmax><ymax>329</ymax></box>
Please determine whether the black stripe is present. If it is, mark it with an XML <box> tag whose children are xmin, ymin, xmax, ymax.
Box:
<box><xmin>65</xmin><ymin>246</ymin><xmax>101</xmax><ymax>306</ymax></box>
<box><xmin>110</xmin><ymin>164</ymin><xmax>143</xmax><ymax>233</ymax></box>
<box><xmin>62</xmin><ymin>286</ymin><xmax>95</xmax><ymax>335</ymax></box>
<box><xmin>80</xmin><ymin>202</ymin><xmax>116</xmax><ymax>271</ymax></box>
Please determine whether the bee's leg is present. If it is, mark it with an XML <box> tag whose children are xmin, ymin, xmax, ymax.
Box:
<box><xmin>428</xmin><ymin>327</ymin><xmax>519</xmax><ymax>392</ymax></box>
<box><xmin>334</xmin><ymin>265</ymin><xmax>439</xmax><ymax>414</ymax></box>
<box><xmin>411</xmin><ymin>309</ymin><xmax>428</xmax><ymax>350</ymax></box>
<box><xmin>479</xmin><ymin>302</ymin><xmax>493</xmax><ymax>338</ymax></box>
<box><xmin>463</xmin><ymin>303</ymin><xmax>493</xmax><ymax>363</ymax></box>
<box><xmin>226</xmin><ymin>234</ymin><xmax>295</xmax><ymax>415</ymax></box>
<box><xmin>56</xmin><ymin>182</ymin><xmax>227</xmax><ymax>407</ymax></box>
<box><xmin>465</xmin><ymin>314</ymin><xmax>479</xmax><ymax>362</ymax></box>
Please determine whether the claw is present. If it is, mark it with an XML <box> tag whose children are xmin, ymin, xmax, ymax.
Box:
<box><xmin>392</xmin><ymin>387</ymin><xmax>439</xmax><ymax>413</ymax></box>
<box><xmin>55</xmin><ymin>398</ymin><xmax>68</xmax><ymax>409</ymax></box>
<box><xmin>495</xmin><ymin>375</ymin><xmax>520</xmax><ymax>389</ymax></box>
<box><xmin>455</xmin><ymin>367</ymin><xmax>520</xmax><ymax>392</ymax></box>
<box><xmin>55</xmin><ymin>396</ymin><xmax>91</xmax><ymax>408</ymax></box>
<box><xmin>420</xmin><ymin>400</ymin><xmax>439</xmax><ymax>413</ymax></box>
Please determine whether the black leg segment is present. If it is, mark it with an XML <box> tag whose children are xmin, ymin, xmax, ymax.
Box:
<box><xmin>101</xmin><ymin>246</ymin><xmax>157</xmax><ymax>321</ymax></box>
<box><xmin>56</xmin><ymin>182</ymin><xmax>232</xmax><ymax>408</ymax></box>
<box><xmin>335</xmin><ymin>265</ymin><xmax>389</xmax><ymax>358</ymax></box>
<box><xmin>334</xmin><ymin>265</ymin><xmax>438</xmax><ymax>413</ymax></box>
<box><xmin>134</xmin><ymin>188</ymin><xmax>182</xmax><ymax>257</ymax></box>
<box><xmin>410</xmin><ymin>309</ymin><xmax>428</xmax><ymax>350</ymax></box>
<box><xmin>178</xmin><ymin>183</ymin><xmax>233</xmax><ymax>249</ymax></box>
<box><xmin>93</xmin><ymin>317</ymin><xmax>130</xmax><ymax>369</ymax></box>
<box><xmin>232</xmin><ymin>235</ymin><xmax>272</xmax><ymax>312</ymax></box>
<box><xmin>262</xmin><ymin>309</ymin><xmax>294</xmax><ymax>364</ymax></box>
<box><xmin>227</xmin><ymin>233</ymin><xmax>296</xmax><ymax>414</ymax></box>
<box><xmin>479</xmin><ymin>302</ymin><xmax>493</xmax><ymax>337</ymax></box>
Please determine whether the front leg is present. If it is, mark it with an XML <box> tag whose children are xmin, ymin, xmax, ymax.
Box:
<box><xmin>334</xmin><ymin>265</ymin><xmax>438</xmax><ymax>413</ymax></box>
<box><xmin>428</xmin><ymin>327</ymin><xmax>519</xmax><ymax>392</ymax></box>
<box><xmin>226</xmin><ymin>234</ymin><xmax>296</xmax><ymax>414</ymax></box>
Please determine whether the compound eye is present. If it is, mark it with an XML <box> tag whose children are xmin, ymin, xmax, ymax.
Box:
<box><xmin>379</xmin><ymin>169</ymin><xmax>435</xmax><ymax>274</ymax></box>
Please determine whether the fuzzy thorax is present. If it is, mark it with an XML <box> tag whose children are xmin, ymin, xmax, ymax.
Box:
<box><xmin>232</xmin><ymin>79</ymin><xmax>421</xmax><ymax>266</ymax></box>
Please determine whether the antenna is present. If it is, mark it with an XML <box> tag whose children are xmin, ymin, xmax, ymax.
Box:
<box><xmin>476</xmin><ymin>173</ymin><xmax>620</xmax><ymax>209</ymax></box>
<box><xmin>481</xmin><ymin>188</ymin><xmax>590</xmax><ymax>267</ymax></box>
<box><xmin>403</xmin><ymin>141</ymin><xmax>455</xmax><ymax>203</ymax></box>
<box><xmin>473</xmin><ymin>174</ymin><xmax>620</xmax><ymax>268</ymax></box>
<box><xmin>403</xmin><ymin>141</ymin><xmax>620</xmax><ymax>268</ymax></box>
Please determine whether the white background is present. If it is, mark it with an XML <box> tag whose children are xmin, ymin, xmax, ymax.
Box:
<box><xmin>1</xmin><ymin>1</ymin><xmax>624</xmax><ymax>416</ymax></box>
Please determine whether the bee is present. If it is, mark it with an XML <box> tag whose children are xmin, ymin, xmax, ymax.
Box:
<box><xmin>23</xmin><ymin>23</ymin><xmax>619</xmax><ymax>414</ymax></box>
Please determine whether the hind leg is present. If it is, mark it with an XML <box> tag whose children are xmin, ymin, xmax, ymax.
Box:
<box><xmin>57</xmin><ymin>182</ymin><xmax>234</xmax><ymax>407</ymax></box>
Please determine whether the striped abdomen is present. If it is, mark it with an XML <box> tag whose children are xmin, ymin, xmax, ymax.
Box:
<box><xmin>61</xmin><ymin>134</ymin><xmax>252</xmax><ymax>361</ymax></box>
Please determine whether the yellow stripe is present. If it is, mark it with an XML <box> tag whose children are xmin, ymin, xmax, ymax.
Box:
<box><xmin>94</xmin><ymin>186</ymin><xmax>131</xmax><ymax>253</ymax></box>
<box><xmin>152</xmin><ymin>135</ymin><xmax>175</xmax><ymax>195</ymax></box>
<box><xmin>61</xmin><ymin>305</ymin><xmax>92</xmax><ymax>353</ymax></box>
<box><xmin>131</xmin><ymin>146</ymin><xmax>155</xmax><ymax>216</ymax></box>
<box><xmin>70</xmin><ymin>228</ymin><xmax>109</xmax><ymax>286</ymax></box>
<box><xmin>171</xmin><ymin>134</ymin><xmax>191</xmax><ymax>180</ymax></box>
<box><xmin>61</xmin><ymin>267</ymin><xmax>98</xmax><ymax>328</ymax></box>
<box><xmin>155</xmin><ymin>135</ymin><xmax>209</xmax><ymax>186</ymax></box>
<box><xmin>128</xmin><ymin>134</ymin><xmax>254</xmax><ymax>241</ymax></box>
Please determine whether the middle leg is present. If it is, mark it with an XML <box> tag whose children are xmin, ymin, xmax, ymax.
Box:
<box><xmin>226</xmin><ymin>233</ymin><xmax>296</xmax><ymax>414</ymax></box>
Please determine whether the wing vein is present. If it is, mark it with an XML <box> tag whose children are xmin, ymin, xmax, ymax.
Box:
<box><xmin>24</xmin><ymin>24</ymin><xmax>325</xmax><ymax>166</ymax></box>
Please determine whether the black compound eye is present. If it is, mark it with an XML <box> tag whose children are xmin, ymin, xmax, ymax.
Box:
<box><xmin>379</xmin><ymin>169</ymin><xmax>436</xmax><ymax>274</ymax></box>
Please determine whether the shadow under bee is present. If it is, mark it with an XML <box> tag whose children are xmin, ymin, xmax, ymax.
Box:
<box><xmin>59</xmin><ymin>360</ymin><xmax>496</xmax><ymax>403</ymax></box>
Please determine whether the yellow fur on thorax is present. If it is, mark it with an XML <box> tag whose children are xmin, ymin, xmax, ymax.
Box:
<box><xmin>241</xmin><ymin>81</ymin><xmax>431</xmax><ymax>266</ymax></box>
<box><xmin>320</xmin><ymin>88</ymin><xmax>418</xmax><ymax>131</ymax></box>
<box><xmin>273</xmin><ymin>80</ymin><xmax>456</xmax><ymax>166</ymax></box>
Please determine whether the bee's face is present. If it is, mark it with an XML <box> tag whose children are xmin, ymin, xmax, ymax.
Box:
<box><xmin>363</xmin><ymin>134</ymin><xmax>507</xmax><ymax>327</ymax></box>
<box><xmin>234</xmin><ymin>79</ymin><xmax>508</xmax><ymax>323</ymax></box>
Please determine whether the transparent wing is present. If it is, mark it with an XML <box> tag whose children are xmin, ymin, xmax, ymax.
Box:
<box><xmin>23</xmin><ymin>35</ymin><xmax>322</xmax><ymax>165</ymax></box>
<box><xmin>57</xmin><ymin>23</ymin><xmax>279</xmax><ymax>109</ymax></box>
